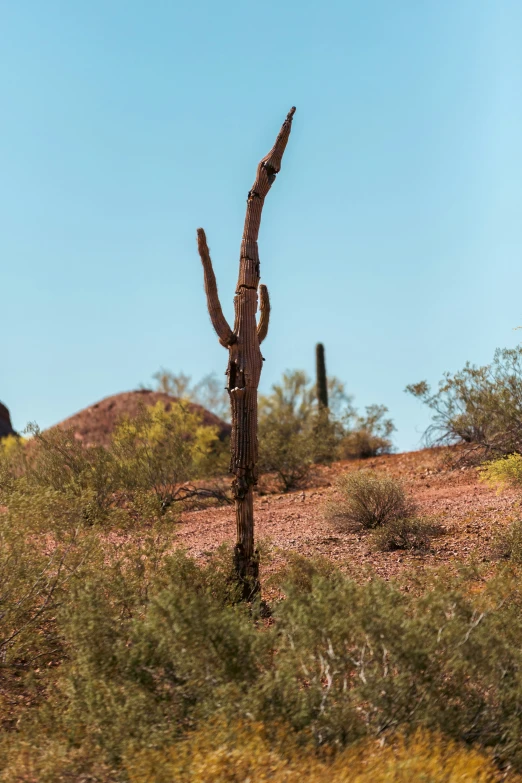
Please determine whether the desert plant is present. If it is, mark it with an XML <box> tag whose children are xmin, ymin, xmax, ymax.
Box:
<box><xmin>5</xmin><ymin>539</ymin><xmax>522</xmax><ymax>776</ymax></box>
<box><xmin>316</xmin><ymin>342</ymin><xmax>328</xmax><ymax>410</ymax></box>
<box><xmin>493</xmin><ymin>519</ymin><xmax>522</xmax><ymax>562</ymax></box>
<box><xmin>480</xmin><ymin>453</ymin><xmax>522</xmax><ymax>494</ymax></box>
<box><xmin>371</xmin><ymin>515</ymin><xmax>442</xmax><ymax>552</ymax></box>
<box><xmin>196</xmin><ymin>108</ymin><xmax>295</xmax><ymax>596</ymax></box>
<box><xmin>338</xmin><ymin>404</ymin><xmax>395</xmax><ymax>459</ymax></box>
<box><xmin>326</xmin><ymin>470</ymin><xmax>416</xmax><ymax>531</ymax></box>
<box><xmin>480</xmin><ymin>455</ymin><xmax>522</xmax><ymax>561</ymax></box>
<box><xmin>406</xmin><ymin>346</ymin><xmax>522</xmax><ymax>458</ymax></box>
<box><xmin>152</xmin><ymin>368</ymin><xmax>230</xmax><ymax>422</ymax></box>
<box><xmin>125</xmin><ymin>721</ymin><xmax>511</xmax><ymax>783</ymax></box>
<box><xmin>110</xmin><ymin>399</ymin><xmax>221</xmax><ymax>514</ymax></box>
<box><xmin>258</xmin><ymin>371</ymin><xmax>342</xmax><ymax>489</ymax></box>
<box><xmin>4</xmin><ymin>401</ymin><xmax>226</xmax><ymax>525</ymax></box>
<box><xmin>258</xmin><ymin>412</ymin><xmax>315</xmax><ymax>491</ymax></box>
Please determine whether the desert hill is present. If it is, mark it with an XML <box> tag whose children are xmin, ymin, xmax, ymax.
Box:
<box><xmin>49</xmin><ymin>389</ymin><xmax>231</xmax><ymax>447</ymax></box>
<box><xmin>0</xmin><ymin>402</ymin><xmax>17</xmax><ymax>439</ymax></box>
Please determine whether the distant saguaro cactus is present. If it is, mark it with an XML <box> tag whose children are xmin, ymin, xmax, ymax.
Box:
<box><xmin>316</xmin><ymin>343</ymin><xmax>328</xmax><ymax>410</ymax></box>
<box><xmin>196</xmin><ymin>108</ymin><xmax>295</xmax><ymax>597</ymax></box>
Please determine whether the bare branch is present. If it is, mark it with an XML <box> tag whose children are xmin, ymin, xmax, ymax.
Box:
<box><xmin>257</xmin><ymin>284</ymin><xmax>270</xmax><ymax>344</ymax></box>
<box><xmin>196</xmin><ymin>228</ymin><xmax>236</xmax><ymax>348</ymax></box>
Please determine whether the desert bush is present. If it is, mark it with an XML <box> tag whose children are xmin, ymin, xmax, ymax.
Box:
<box><xmin>258</xmin><ymin>372</ymin><xmax>394</xmax><ymax>490</ymax></box>
<box><xmin>492</xmin><ymin>519</ymin><xmax>522</xmax><ymax>563</ymax></box>
<box><xmin>479</xmin><ymin>455</ymin><xmax>522</xmax><ymax>561</ymax></box>
<box><xmin>258</xmin><ymin>371</ymin><xmax>342</xmax><ymax>490</ymax></box>
<box><xmin>370</xmin><ymin>515</ymin><xmax>442</xmax><ymax>552</ymax></box>
<box><xmin>152</xmin><ymin>368</ymin><xmax>230</xmax><ymax>421</ymax></box>
<box><xmin>325</xmin><ymin>471</ymin><xmax>416</xmax><ymax>531</ymax></box>
<box><xmin>125</xmin><ymin>720</ymin><xmax>510</xmax><ymax>783</ymax></box>
<box><xmin>480</xmin><ymin>453</ymin><xmax>522</xmax><ymax>494</ymax></box>
<box><xmin>338</xmin><ymin>404</ymin><xmax>395</xmax><ymax>459</ymax></box>
<box><xmin>0</xmin><ymin>510</ymin><xmax>82</xmax><ymax>669</ymax></box>
<box><xmin>258</xmin><ymin>411</ymin><xmax>316</xmax><ymax>491</ymax></box>
<box><xmin>265</xmin><ymin>565</ymin><xmax>522</xmax><ymax>768</ymax></box>
<box><xmin>5</xmin><ymin>544</ymin><xmax>522</xmax><ymax>776</ymax></box>
<box><xmin>406</xmin><ymin>346</ymin><xmax>522</xmax><ymax>458</ymax></box>
<box><xmin>110</xmin><ymin>400</ymin><xmax>224</xmax><ymax>513</ymax></box>
<box><xmin>270</xmin><ymin>552</ymin><xmax>339</xmax><ymax>594</ymax></box>
<box><xmin>1</xmin><ymin>400</ymin><xmax>227</xmax><ymax>526</ymax></box>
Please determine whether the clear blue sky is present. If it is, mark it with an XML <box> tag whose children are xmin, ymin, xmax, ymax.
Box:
<box><xmin>2</xmin><ymin>0</ymin><xmax>521</xmax><ymax>451</ymax></box>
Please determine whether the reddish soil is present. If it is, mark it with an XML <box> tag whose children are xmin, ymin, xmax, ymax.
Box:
<box><xmin>48</xmin><ymin>389</ymin><xmax>231</xmax><ymax>447</ymax></box>
<box><xmin>178</xmin><ymin>447</ymin><xmax>520</xmax><ymax>583</ymax></box>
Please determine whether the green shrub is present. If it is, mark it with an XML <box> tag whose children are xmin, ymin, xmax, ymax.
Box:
<box><xmin>480</xmin><ymin>453</ymin><xmax>522</xmax><ymax>493</ymax></box>
<box><xmin>2</xmin><ymin>400</ymin><xmax>227</xmax><ymax>526</ymax></box>
<box><xmin>493</xmin><ymin>519</ymin><xmax>522</xmax><ymax>563</ymax></box>
<box><xmin>258</xmin><ymin>372</ymin><xmax>394</xmax><ymax>490</ymax></box>
<box><xmin>406</xmin><ymin>346</ymin><xmax>522</xmax><ymax>457</ymax></box>
<box><xmin>325</xmin><ymin>471</ymin><xmax>416</xmax><ymax>531</ymax></box>
<box><xmin>152</xmin><ymin>368</ymin><xmax>230</xmax><ymax>422</ymax></box>
<box><xmin>338</xmin><ymin>405</ymin><xmax>395</xmax><ymax>459</ymax></box>
<box><xmin>370</xmin><ymin>516</ymin><xmax>442</xmax><ymax>552</ymax></box>
<box><xmin>4</xmin><ymin>544</ymin><xmax>522</xmax><ymax>776</ymax></box>
<box><xmin>258</xmin><ymin>371</ymin><xmax>341</xmax><ymax>490</ymax></box>
<box><xmin>480</xmin><ymin>455</ymin><xmax>522</xmax><ymax>562</ymax></box>
<box><xmin>110</xmin><ymin>400</ymin><xmax>224</xmax><ymax>513</ymax></box>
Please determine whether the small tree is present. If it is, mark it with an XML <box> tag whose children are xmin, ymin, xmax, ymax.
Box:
<box><xmin>406</xmin><ymin>346</ymin><xmax>522</xmax><ymax>458</ymax></box>
<box><xmin>196</xmin><ymin>108</ymin><xmax>295</xmax><ymax>597</ymax></box>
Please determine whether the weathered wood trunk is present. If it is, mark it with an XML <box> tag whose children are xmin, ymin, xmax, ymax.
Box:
<box><xmin>197</xmin><ymin>108</ymin><xmax>295</xmax><ymax>598</ymax></box>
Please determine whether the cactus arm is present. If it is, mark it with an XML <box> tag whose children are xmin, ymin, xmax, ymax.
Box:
<box><xmin>196</xmin><ymin>228</ymin><xmax>236</xmax><ymax>348</ymax></box>
<box><xmin>257</xmin><ymin>284</ymin><xmax>270</xmax><ymax>344</ymax></box>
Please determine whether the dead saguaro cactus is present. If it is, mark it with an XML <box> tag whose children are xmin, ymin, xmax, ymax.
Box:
<box><xmin>316</xmin><ymin>343</ymin><xmax>328</xmax><ymax>410</ymax></box>
<box><xmin>196</xmin><ymin>107</ymin><xmax>295</xmax><ymax>598</ymax></box>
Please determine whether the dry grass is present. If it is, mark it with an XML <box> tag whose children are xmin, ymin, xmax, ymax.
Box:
<box><xmin>325</xmin><ymin>471</ymin><xmax>416</xmax><ymax>532</ymax></box>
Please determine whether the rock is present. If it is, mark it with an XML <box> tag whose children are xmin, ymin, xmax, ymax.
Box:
<box><xmin>0</xmin><ymin>402</ymin><xmax>17</xmax><ymax>439</ymax></box>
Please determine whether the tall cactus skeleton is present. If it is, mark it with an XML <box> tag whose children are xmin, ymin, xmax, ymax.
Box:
<box><xmin>196</xmin><ymin>107</ymin><xmax>295</xmax><ymax>597</ymax></box>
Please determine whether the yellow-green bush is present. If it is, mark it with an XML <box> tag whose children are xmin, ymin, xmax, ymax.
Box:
<box><xmin>325</xmin><ymin>471</ymin><xmax>416</xmax><ymax>531</ymax></box>
<box><xmin>126</xmin><ymin>720</ymin><xmax>513</xmax><ymax>783</ymax></box>
<box><xmin>4</xmin><ymin>421</ymin><xmax>522</xmax><ymax>781</ymax></box>
<box><xmin>2</xmin><ymin>544</ymin><xmax>522</xmax><ymax>778</ymax></box>
<box><xmin>480</xmin><ymin>453</ymin><xmax>522</xmax><ymax>493</ymax></box>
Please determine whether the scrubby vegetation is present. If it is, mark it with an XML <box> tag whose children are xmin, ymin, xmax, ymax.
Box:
<box><xmin>370</xmin><ymin>515</ymin><xmax>442</xmax><ymax>552</ymax></box>
<box><xmin>480</xmin><ymin>454</ymin><xmax>522</xmax><ymax>562</ymax></box>
<box><xmin>151</xmin><ymin>368</ymin><xmax>230</xmax><ymax>422</ymax></box>
<box><xmin>480</xmin><ymin>452</ymin><xmax>522</xmax><ymax>495</ymax></box>
<box><xmin>325</xmin><ymin>471</ymin><xmax>415</xmax><ymax>531</ymax></box>
<box><xmin>3</xmin><ymin>366</ymin><xmax>522</xmax><ymax>779</ymax></box>
<box><xmin>258</xmin><ymin>371</ymin><xmax>395</xmax><ymax>491</ymax></box>
<box><xmin>1</xmin><ymin>462</ymin><xmax>522</xmax><ymax>782</ymax></box>
<box><xmin>407</xmin><ymin>346</ymin><xmax>522</xmax><ymax>458</ymax></box>
<box><xmin>147</xmin><ymin>368</ymin><xmax>395</xmax><ymax>493</ymax></box>
<box><xmin>325</xmin><ymin>471</ymin><xmax>441</xmax><ymax>552</ymax></box>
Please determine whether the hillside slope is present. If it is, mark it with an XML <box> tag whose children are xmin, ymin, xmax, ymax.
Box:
<box><xmin>178</xmin><ymin>447</ymin><xmax>517</xmax><ymax>582</ymax></box>
<box><xmin>48</xmin><ymin>389</ymin><xmax>231</xmax><ymax>447</ymax></box>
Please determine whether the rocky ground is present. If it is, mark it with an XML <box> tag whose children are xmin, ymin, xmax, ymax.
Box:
<box><xmin>178</xmin><ymin>447</ymin><xmax>519</xmax><ymax>585</ymax></box>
